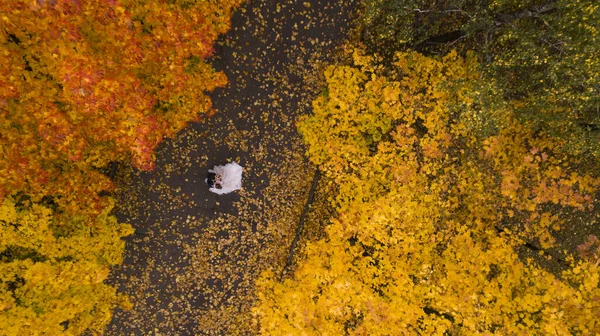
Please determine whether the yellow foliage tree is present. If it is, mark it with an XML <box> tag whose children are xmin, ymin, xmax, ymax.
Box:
<box><xmin>254</xmin><ymin>49</ymin><xmax>600</xmax><ymax>334</ymax></box>
<box><xmin>0</xmin><ymin>197</ymin><xmax>133</xmax><ymax>335</ymax></box>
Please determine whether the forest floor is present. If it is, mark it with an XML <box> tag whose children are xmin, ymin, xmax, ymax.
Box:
<box><xmin>105</xmin><ymin>0</ymin><xmax>357</xmax><ymax>335</ymax></box>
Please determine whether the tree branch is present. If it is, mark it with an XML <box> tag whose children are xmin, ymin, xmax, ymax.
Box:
<box><xmin>280</xmin><ymin>169</ymin><xmax>321</xmax><ymax>280</ymax></box>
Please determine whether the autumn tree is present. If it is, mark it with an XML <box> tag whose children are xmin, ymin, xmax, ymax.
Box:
<box><xmin>0</xmin><ymin>0</ymin><xmax>243</xmax><ymax>216</ymax></box>
<box><xmin>360</xmin><ymin>0</ymin><xmax>600</xmax><ymax>157</ymax></box>
<box><xmin>253</xmin><ymin>49</ymin><xmax>600</xmax><ymax>334</ymax></box>
<box><xmin>1</xmin><ymin>0</ymin><xmax>243</xmax><ymax>333</ymax></box>
<box><xmin>0</xmin><ymin>197</ymin><xmax>133</xmax><ymax>335</ymax></box>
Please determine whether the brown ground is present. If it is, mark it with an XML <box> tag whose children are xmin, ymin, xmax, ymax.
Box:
<box><xmin>104</xmin><ymin>1</ymin><xmax>357</xmax><ymax>335</ymax></box>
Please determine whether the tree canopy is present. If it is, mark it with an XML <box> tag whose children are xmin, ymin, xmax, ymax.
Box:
<box><xmin>0</xmin><ymin>0</ymin><xmax>243</xmax><ymax>333</ymax></box>
<box><xmin>254</xmin><ymin>48</ymin><xmax>600</xmax><ymax>334</ymax></box>
<box><xmin>361</xmin><ymin>0</ymin><xmax>600</xmax><ymax>157</ymax></box>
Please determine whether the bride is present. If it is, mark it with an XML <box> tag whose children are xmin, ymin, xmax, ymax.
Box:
<box><xmin>205</xmin><ymin>162</ymin><xmax>243</xmax><ymax>195</ymax></box>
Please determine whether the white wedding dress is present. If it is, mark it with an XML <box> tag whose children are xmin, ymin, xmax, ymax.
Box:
<box><xmin>208</xmin><ymin>162</ymin><xmax>243</xmax><ymax>195</ymax></box>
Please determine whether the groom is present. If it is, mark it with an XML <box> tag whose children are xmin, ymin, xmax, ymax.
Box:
<box><xmin>205</xmin><ymin>172</ymin><xmax>222</xmax><ymax>189</ymax></box>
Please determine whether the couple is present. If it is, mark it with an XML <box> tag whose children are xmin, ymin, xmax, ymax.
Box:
<box><xmin>205</xmin><ymin>162</ymin><xmax>243</xmax><ymax>195</ymax></box>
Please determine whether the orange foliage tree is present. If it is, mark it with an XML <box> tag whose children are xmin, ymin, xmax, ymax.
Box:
<box><xmin>254</xmin><ymin>49</ymin><xmax>600</xmax><ymax>334</ymax></box>
<box><xmin>1</xmin><ymin>0</ymin><xmax>243</xmax><ymax>333</ymax></box>
<box><xmin>0</xmin><ymin>0</ymin><xmax>243</xmax><ymax>217</ymax></box>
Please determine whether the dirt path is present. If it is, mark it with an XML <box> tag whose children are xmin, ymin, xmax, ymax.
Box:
<box><xmin>105</xmin><ymin>1</ymin><xmax>357</xmax><ymax>334</ymax></box>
